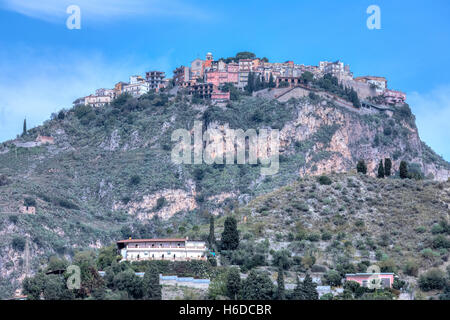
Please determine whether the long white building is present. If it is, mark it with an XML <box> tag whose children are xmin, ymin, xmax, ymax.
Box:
<box><xmin>117</xmin><ymin>238</ymin><xmax>207</xmax><ymax>262</ymax></box>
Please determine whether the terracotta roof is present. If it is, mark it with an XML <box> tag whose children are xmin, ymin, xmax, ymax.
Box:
<box><xmin>117</xmin><ymin>238</ymin><xmax>187</xmax><ymax>243</ymax></box>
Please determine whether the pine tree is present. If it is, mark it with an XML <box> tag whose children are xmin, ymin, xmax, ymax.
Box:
<box><xmin>23</xmin><ymin>118</ymin><xmax>27</xmax><ymax>135</ymax></box>
<box><xmin>357</xmin><ymin>160</ymin><xmax>367</xmax><ymax>174</ymax></box>
<box><xmin>226</xmin><ymin>267</ymin><xmax>241</xmax><ymax>300</ymax></box>
<box><xmin>399</xmin><ymin>161</ymin><xmax>408</xmax><ymax>179</ymax></box>
<box><xmin>377</xmin><ymin>160</ymin><xmax>385</xmax><ymax>178</ymax></box>
<box><xmin>276</xmin><ymin>265</ymin><xmax>285</xmax><ymax>300</ymax></box>
<box><xmin>293</xmin><ymin>273</ymin><xmax>318</xmax><ymax>300</ymax></box>
<box><xmin>302</xmin><ymin>273</ymin><xmax>319</xmax><ymax>300</ymax></box>
<box><xmin>142</xmin><ymin>266</ymin><xmax>161</xmax><ymax>300</ymax></box>
<box><xmin>240</xmin><ymin>270</ymin><xmax>274</xmax><ymax>300</ymax></box>
<box><xmin>384</xmin><ymin>158</ymin><xmax>392</xmax><ymax>177</ymax></box>
<box><xmin>208</xmin><ymin>215</ymin><xmax>215</xmax><ymax>248</ymax></box>
<box><xmin>221</xmin><ymin>216</ymin><xmax>239</xmax><ymax>251</ymax></box>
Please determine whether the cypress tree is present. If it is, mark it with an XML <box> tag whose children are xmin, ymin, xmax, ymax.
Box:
<box><xmin>221</xmin><ymin>216</ymin><xmax>239</xmax><ymax>251</ymax></box>
<box><xmin>377</xmin><ymin>160</ymin><xmax>385</xmax><ymax>178</ymax></box>
<box><xmin>293</xmin><ymin>274</ymin><xmax>304</xmax><ymax>300</ymax></box>
<box><xmin>142</xmin><ymin>266</ymin><xmax>161</xmax><ymax>300</ymax></box>
<box><xmin>357</xmin><ymin>160</ymin><xmax>367</xmax><ymax>174</ymax></box>
<box><xmin>399</xmin><ymin>161</ymin><xmax>408</xmax><ymax>179</ymax></box>
<box><xmin>384</xmin><ymin>158</ymin><xmax>392</xmax><ymax>177</ymax></box>
<box><xmin>268</xmin><ymin>74</ymin><xmax>275</xmax><ymax>88</ymax></box>
<box><xmin>226</xmin><ymin>267</ymin><xmax>241</xmax><ymax>300</ymax></box>
<box><xmin>208</xmin><ymin>215</ymin><xmax>215</xmax><ymax>248</ymax></box>
<box><xmin>276</xmin><ymin>265</ymin><xmax>285</xmax><ymax>300</ymax></box>
<box><xmin>23</xmin><ymin>118</ymin><xmax>27</xmax><ymax>135</ymax></box>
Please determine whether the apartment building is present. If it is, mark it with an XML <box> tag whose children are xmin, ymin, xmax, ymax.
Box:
<box><xmin>146</xmin><ymin>71</ymin><xmax>166</xmax><ymax>91</ymax></box>
<box><xmin>117</xmin><ymin>238</ymin><xmax>207</xmax><ymax>261</ymax></box>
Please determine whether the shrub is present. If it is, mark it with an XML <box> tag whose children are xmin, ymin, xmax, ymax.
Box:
<box><xmin>12</xmin><ymin>236</ymin><xmax>26</xmax><ymax>251</ymax></box>
<box><xmin>271</xmin><ymin>250</ymin><xmax>292</xmax><ymax>270</ymax></box>
<box><xmin>155</xmin><ymin>197</ymin><xmax>166</xmax><ymax>211</ymax></box>
<box><xmin>323</xmin><ymin>270</ymin><xmax>342</xmax><ymax>287</ymax></box>
<box><xmin>321</xmin><ymin>232</ymin><xmax>332</xmax><ymax>241</ymax></box>
<box><xmin>8</xmin><ymin>215</ymin><xmax>19</xmax><ymax>224</ymax></box>
<box><xmin>418</xmin><ymin>269</ymin><xmax>446</xmax><ymax>291</ymax></box>
<box><xmin>24</xmin><ymin>197</ymin><xmax>36</xmax><ymax>207</ymax></box>
<box><xmin>0</xmin><ymin>174</ymin><xmax>10</xmax><ymax>186</ymax></box>
<box><xmin>129</xmin><ymin>175</ymin><xmax>141</xmax><ymax>186</ymax></box>
<box><xmin>431</xmin><ymin>235</ymin><xmax>450</xmax><ymax>249</ymax></box>
<box><xmin>318</xmin><ymin>175</ymin><xmax>332</xmax><ymax>185</ymax></box>
<box><xmin>403</xmin><ymin>260</ymin><xmax>419</xmax><ymax>277</ymax></box>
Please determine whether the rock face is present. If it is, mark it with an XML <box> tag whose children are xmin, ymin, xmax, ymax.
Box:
<box><xmin>275</xmin><ymin>100</ymin><xmax>449</xmax><ymax>181</ymax></box>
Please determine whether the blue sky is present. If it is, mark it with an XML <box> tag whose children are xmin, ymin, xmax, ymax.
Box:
<box><xmin>0</xmin><ymin>0</ymin><xmax>449</xmax><ymax>160</ymax></box>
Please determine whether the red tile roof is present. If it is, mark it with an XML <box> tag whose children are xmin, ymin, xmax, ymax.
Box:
<box><xmin>117</xmin><ymin>238</ymin><xmax>187</xmax><ymax>244</ymax></box>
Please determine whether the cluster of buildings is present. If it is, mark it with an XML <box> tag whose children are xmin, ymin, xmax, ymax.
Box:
<box><xmin>73</xmin><ymin>71</ymin><xmax>169</xmax><ymax>108</ymax></box>
<box><xmin>116</xmin><ymin>238</ymin><xmax>207</xmax><ymax>262</ymax></box>
<box><xmin>73</xmin><ymin>52</ymin><xmax>406</xmax><ymax>108</ymax></box>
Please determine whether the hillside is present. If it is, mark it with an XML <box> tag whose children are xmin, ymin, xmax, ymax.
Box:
<box><xmin>0</xmin><ymin>90</ymin><xmax>449</xmax><ymax>297</ymax></box>
<box><xmin>207</xmin><ymin>173</ymin><xmax>449</xmax><ymax>295</ymax></box>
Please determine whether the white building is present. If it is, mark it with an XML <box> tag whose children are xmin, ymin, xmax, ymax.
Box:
<box><xmin>319</xmin><ymin>60</ymin><xmax>353</xmax><ymax>81</ymax></box>
<box><xmin>354</xmin><ymin>76</ymin><xmax>387</xmax><ymax>93</ymax></box>
<box><xmin>85</xmin><ymin>94</ymin><xmax>113</xmax><ymax>107</ymax></box>
<box><xmin>123</xmin><ymin>77</ymin><xmax>150</xmax><ymax>97</ymax></box>
<box><xmin>117</xmin><ymin>238</ymin><xmax>207</xmax><ymax>262</ymax></box>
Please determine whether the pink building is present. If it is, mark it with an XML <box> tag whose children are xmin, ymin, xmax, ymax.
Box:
<box><xmin>345</xmin><ymin>273</ymin><xmax>394</xmax><ymax>288</ymax></box>
<box><xmin>383</xmin><ymin>90</ymin><xmax>406</xmax><ymax>105</ymax></box>
<box><xmin>211</xmin><ymin>89</ymin><xmax>230</xmax><ymax>102</ymax></box>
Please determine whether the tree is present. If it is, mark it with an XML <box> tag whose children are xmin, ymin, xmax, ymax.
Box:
<box><xmin>418</xmin><ymin>269</ymin><xmax>446</xmax><ymax>291</ymax></box>
<box><xmin>399</xmin><ymin>161</ymin><xmax>408</xmax><ymax>179</ymax></box>
<box><xmin>292</xmin><ymin>273</ymin><xmax>318</xmax><ymax>300</ymax></box>
<box><xmin>43</xmin><ymin>274</ymin><xmax>75</xmax><ymax>300</ymax></box>
<box><xmin>268</xmin><ymin>74</ymin><xmax>275</xmax><ymax>88</ymax></box>
<box><xmin>208</xmin><ymin>215</ymin><xmax>215</xmax><ymax>248</ymax></box>
<box><xmin>97</xmin><ymin>245</ymin><xmax>120</xmax><ymax>270</ymax></box>
<box><xmin>226</xmin><ymin>267</ymin><xmax>241</xmax><ymax>300</ymax></box>
<box><xmin>349</xmin><ymin>88</ymin><xmax>360</xmax><ymax>108</ymax></box>
<box><xmin>113</xmin><ymin>269</ymin><xmax>144</xmax><ymax>299</ymax></box>
<box><xmin>271</xmin><ymin>249</ymin><xmax>292</xmax><ymax>270</ymax></box>
<box><xmin>377</xmin><ymin>160</ymin><xmax>385</xmax><ymax>178</ymax></box>
<box><xmin>301</xmin><ymin>71</ymin><xmax>314</xmax><ymax>85</ymax></box>
<box><xmin>323</xmin><ymin>270</ymin><xmax>342</xmax><ymax>287</ymax></box>
<box><xmin>276</xmin><ymin>266</ymin><xmax>285</xmax><ymax>300</ymax></box>
<box><xmin>23</xmin><ymin>118</ymin><xmax>27</xmax><ymax>135</ymax></box>
<box><xmin>240</xmin><ymin>270</ymin><xmax>274</xmax><ymax>300</ymax></box>
<box><xmin>142</xmin><ymin>266</ymin><xmax>162</xmax><ymax>300</ymax></box>
<box><xmin>22</xmin><ymin>273</ymin><xmax>46</xmax><ymax>300</ymax></box>
<box><xmin>235</xmin><ymin>51</ymin><xmax>256</xmax><ymax>60</ymax></box>
<box><xmin>356</xmin><ymin>160</ymin><xmax>367</xmax><ymax>174</ymax></box>
<box><xmin>221</xmin><ymin>216</ymin><xmax>239</xmax><ymax>251</ymax></box>
<box><xmin>384</xmin><ymin>158</ymin><xmax>392</xmax><ymax>177</ymax></box>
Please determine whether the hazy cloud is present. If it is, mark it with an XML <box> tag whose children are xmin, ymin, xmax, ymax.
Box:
<box><xmin>408</xmin><ymin>85</ymin><xmax>450</xmax><ymax>162</ymax></box>
<box><xmin>1</xmin><ymin>0</ymin><xmax>209</xmax><ymax>22</ymax></box>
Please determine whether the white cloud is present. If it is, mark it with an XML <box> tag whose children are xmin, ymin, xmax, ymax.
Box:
<box><xmin>408</xmin><ymin>85</ymin><xmax>450</xmax><ymax>162</ymax></box>
<box><xmin>1</xmin><ymin>0</ymin><xmax>209</xmax><ymax>22</ymax></box>
<box><xmin>0</xmin><ymin>46</ymin><xmax>173</xmax><ymax>142</ymax></box>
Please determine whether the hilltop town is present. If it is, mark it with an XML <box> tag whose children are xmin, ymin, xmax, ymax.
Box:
<box><xmin>73</xmin><ymin>51</ymin><xmax>406</xmax><ymax>108</ymax></box>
